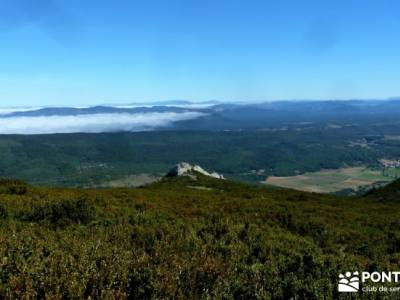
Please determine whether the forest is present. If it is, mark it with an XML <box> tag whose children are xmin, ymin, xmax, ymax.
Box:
<box><xmin>1</xmin><ymin>120</ymin><xmax>400</xmax><ymax>186</ymax></box>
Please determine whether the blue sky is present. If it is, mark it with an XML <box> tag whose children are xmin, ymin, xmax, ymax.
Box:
<box><xmin>0</xmin><ymin>0</ymin><xmax>399</xmax><ymax>106</ymax></box>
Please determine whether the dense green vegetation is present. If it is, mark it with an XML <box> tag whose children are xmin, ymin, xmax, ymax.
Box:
<box><xmin>366</xmin><ymin>178</ymin><xmax>400</xmax><ymax>202</ymax></box>
<box><xmin>1</xmin><ymin>121</ymin><xmax>400</xmax><ymax>186</ymax></box>
<box><xmin>0</xmin><ymin>175</ymin><xmax>399</xmax><ymax>299</ymax></box>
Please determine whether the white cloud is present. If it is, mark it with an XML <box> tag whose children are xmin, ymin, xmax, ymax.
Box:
<box><xmin>0</xmin><ymin>112</ymin><xmax>204</xmax><ymax>134</ymax></box>
<box><xmin>0</xmin><ymin>107</ymin><xmax>43</xmax><ymax>115</ymax></box>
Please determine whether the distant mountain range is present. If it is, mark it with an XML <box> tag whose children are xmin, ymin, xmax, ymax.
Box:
<box><xmin>1</xmin><ymin>99</ymin><xmax>400</xmax><ymax>134</ymax></box>
<box><xmin>1</xmin><ymin>105</ymin><xmax>200</xmax><ymax>117</ymax></box>
<box><xmin>0</xmin><ymin>100</ymin><xmax>218</xmax><ymax>117</ymax></box>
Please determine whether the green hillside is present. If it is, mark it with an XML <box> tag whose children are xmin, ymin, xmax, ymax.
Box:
<box><xmin>366</xmin><ymin>178</ymin><xmax>400</xmax><ymax>202</ymax></box>
<box><xmin>0</xmin><ymin>175</ymin><xmax>399</xmax><ymax>299</ymax></box>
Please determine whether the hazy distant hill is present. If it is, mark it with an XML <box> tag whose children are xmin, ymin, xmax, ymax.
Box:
<box><xmin>3</xmin><ymin>100</ymin><xmax>400</xmax><ymax>129</ymax></box>
<box><xmin>2</xmin><ymin>105</ymin><xmax>205</xmax><ymax>117</ymax></box>
<box><xmin>175</xmin><ymin>100</ymin><xmax>400</xmax><ymax>130</ymax></box>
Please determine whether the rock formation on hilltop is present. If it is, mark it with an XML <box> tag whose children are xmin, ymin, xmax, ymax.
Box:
<box><xmin>167</xmin><ymin>162</ymin><xmax>225</xmax><ymax>180</ymax></box>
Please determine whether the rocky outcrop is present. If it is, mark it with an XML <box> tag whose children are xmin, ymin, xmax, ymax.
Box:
<box><xmin>167</xmin><ymin>162</ymin><xmax>225</xmax><ymax>179</ymax></box>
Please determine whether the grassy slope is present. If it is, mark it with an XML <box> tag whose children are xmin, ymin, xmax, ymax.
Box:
<box><xmin>0</xmin><ymin>176</ymin><xmax>399</xmax><ymax>299</ymax></box>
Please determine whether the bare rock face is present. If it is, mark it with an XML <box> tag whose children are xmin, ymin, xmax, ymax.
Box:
<box><xmin>167</xmin><ymin>162</ymin><xmax>225</xmax><ymax>179</ymax></box>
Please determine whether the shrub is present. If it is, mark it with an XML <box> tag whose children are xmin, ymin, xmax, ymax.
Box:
<box><xmin>0</xmin><ymin>203</ymin><xmax>7</xmax><ymax>219</ymax></box>
<box><xmin>127</xmin><ymin>266</ymin><xmax>156</xmax><ymax>299</ymax></box>
<box><xmin>0</xmin><ymin>179</ymin><xmax>28</xmax><ymax>195</ymax></box>
<box><xmin>22</xmin><ymin>198</ymin><xmax>95</xmax><ymax>226</ymax></box>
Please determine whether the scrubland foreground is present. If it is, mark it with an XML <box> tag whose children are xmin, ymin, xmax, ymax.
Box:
<box><xmin>0</xmin><ymin>175</ymin><xmax>399</xmax><ymax>299</ymax></box>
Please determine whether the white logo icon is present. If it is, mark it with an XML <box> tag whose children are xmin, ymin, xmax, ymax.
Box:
<box><xmin>338</xmin><ymin>272</ymin><xmax>360</xmax><ymax>292</ymax></box>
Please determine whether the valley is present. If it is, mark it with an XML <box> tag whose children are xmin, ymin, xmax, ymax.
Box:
<box><xmin>1</xmin><ymin>114</ymin><xmax>400</xmax><ymax>193</ymax></box>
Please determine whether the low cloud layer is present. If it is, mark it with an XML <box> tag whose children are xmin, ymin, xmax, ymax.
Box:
<box><xmin>0</xmin><ymin>107</ymin><xmax>43</xmax><ymax>115</ymax></box>
<box><xmin>0</xmin><ymin>112</ymin><xmax>204</xmax><ymax>134</ymax></box>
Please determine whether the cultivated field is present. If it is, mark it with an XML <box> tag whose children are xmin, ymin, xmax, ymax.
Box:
<box><xmin>264</xmin><ymin>167</ymin><xmax>391</xmax><ymax>193</ymax></box>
